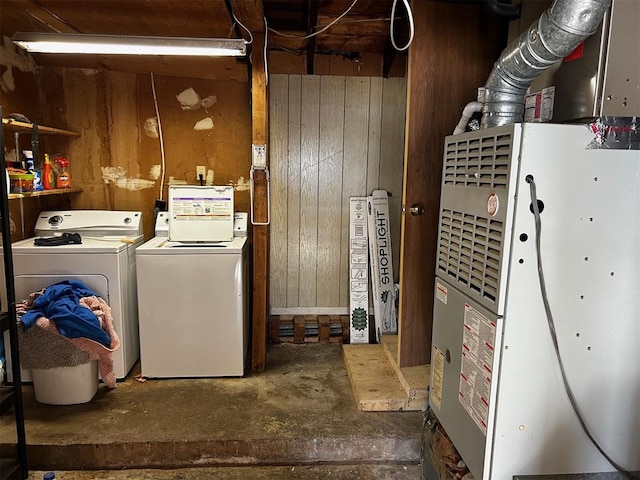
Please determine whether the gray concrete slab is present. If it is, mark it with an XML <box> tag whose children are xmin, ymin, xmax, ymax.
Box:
<box><xmin>29</xmin><ymin>465</ymin><xmax>421</xmax><ymax>479</ymax></box>
<box><xmin>1</xmin><ymin>344</ymin><xmax>424</xmax><ymax>472</ymax></box>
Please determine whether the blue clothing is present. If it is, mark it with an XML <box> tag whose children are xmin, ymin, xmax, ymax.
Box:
<box><xmin>21</xmin><ymin>280</ymin><xmax>110</xmax><ymax>347</ymax></box>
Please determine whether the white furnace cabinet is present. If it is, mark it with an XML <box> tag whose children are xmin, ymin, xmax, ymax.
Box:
<box><xmin>429</xmin><ymin>123</ymin><xmax>639</xmax><ymax>479</ymax></box>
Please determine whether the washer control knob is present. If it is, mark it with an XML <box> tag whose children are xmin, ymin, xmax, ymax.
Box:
<box><xmin>124</xmin><ymin>217</ymin><xmax>132</xmax><ymax>224</ymax></box>
<box><xmin>48</xmin><ymin>215</ymin><xmax>63</xmax><ymax>226</ymax></box>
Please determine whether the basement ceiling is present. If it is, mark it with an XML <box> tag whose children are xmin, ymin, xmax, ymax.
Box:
<box><xmin>0</xmin><ymin>0</ymin><xmax>415</xmax><ymax>80</ymax></box>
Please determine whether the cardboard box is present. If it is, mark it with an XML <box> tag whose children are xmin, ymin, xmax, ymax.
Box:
<box><xmin>367</xmin><ymin>190</ymin><xmax>397</xmax><ymax>342</ymax></box>
<box><xmin>349</xmin><ymin>197</ymin><xmax>369</xmax><ymax>344</ymax></box>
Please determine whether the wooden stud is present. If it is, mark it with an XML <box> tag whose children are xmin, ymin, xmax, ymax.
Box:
<box><xmin>250</xmin><ymin>30</ymin><xmax>270</xmax><ymax>371</ymax></box>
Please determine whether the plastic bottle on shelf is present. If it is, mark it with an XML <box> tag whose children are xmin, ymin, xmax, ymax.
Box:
<box><xmin>55</xmin><ymin>158</ymin><xmax>71</xmax><ymax>188</ymax></box>
<box><xmin>43</xmin><ymin>154</ymin><xmax>54</xmax><ymax>190</ymax></box>
<box><xmin>43</xmin><ymin>472</ymin><xmax>56</xmax><ymax>480</ymax></box>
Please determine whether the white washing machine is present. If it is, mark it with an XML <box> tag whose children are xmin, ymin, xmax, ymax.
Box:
<box><xmin>3</xmin><ymin>210</ymin><xmax>143</xmax><ymax>381</ymax></box>
<box><xmin>136</xmin><ymin>213</ymin><xmax>248</xmax><ymax>378</ymax></box>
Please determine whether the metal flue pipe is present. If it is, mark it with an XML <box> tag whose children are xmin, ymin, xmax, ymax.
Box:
<box><xmin>481</xmin><ymin>0</ymin><xmax>611</xmax><ymax>128</ymax></box>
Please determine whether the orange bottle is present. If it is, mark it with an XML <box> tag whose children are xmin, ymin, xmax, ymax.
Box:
<box><xmin>43</xmin><ymin>154</ymin><xmax>54</xmax><ymax>190</ymax></box>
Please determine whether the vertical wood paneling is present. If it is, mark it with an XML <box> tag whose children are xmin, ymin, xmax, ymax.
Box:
<box><xmin>269</xmin><ymin>75</ymin><xmax>289</xmax><ymax>308</ymax></box>
<box><xmin>316</xmin><ymin>76</ymin><xmax>345</xmax><ymax>306</ymax></box>
<box><xmin>298</xmin><ymin>75</ymin><xmax>321</xmax><ymax>306</ymax></box>
<box><xmin>379</xmin><ymin>78</ymin><xmax>407</xmax><ymax>283</ymax></box>
<box><xmin>367</xmin><ymin>78</ymin><xmax>383</xmax><ymax>195</ymax></box>
<box><xmin>269</xmin><ymin>74</ymin><xmax>406</xmax><ymax>312</ymax></box>
<box><xmin>286</xmin><ymin>76</ymin><xmax>302</xmax><ymax>307</ymax></box>
<box><xmin>340</xmin><ymin>77</ymin><xmax>371</xmax><ymax>307</ymax></box>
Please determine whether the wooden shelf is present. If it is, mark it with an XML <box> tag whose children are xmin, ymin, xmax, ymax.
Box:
<box><xmin>8</xmin><ymin>187</ymin><xmax>82</xmax><ymax>199</ymax></box>
<box><xmin>2</xmin><ymin>117</ymin><xmax>80</xmax><ymax>136</ymax></box>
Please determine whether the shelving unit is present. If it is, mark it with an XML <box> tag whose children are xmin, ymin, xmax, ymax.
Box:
<box><xmin>2</xmin><ymin>117</ymin><xmax>79</xmax><ymax>137</ymax></box>
<box><xmin>8</xmin><ymin>187</ymin><xmax>82</xmax><ymax>200</ymax></box>
<box><xmin>1</xmin><ymin>108</ymin><xmax>29</xmax><ymax>479</ymax></box>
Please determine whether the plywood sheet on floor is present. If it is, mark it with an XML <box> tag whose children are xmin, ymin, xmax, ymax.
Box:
<box><xmin>381</xmin><ymin>334</ymin><xmax>430</xmax><ymax>406</ymax></box>
<box><xmin>342</xmin><ymin>344</ymin><xmax>424</xmax><ymax>411</ymax></box>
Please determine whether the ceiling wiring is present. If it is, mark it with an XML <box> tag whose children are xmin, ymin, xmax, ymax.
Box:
<box><xmin>230</xmin><ymin>8</ymin><xmax>254</xmax><ymax>45</ymax></box>
<box><xmin>268</xmin><ymin>0</ymin><xmax>359</xmax><ymax>39</ymax></box>
<box><xmin>390</xmin><ymin>0</ymin><xmax>415</xmax><ymax>51</ymax></box>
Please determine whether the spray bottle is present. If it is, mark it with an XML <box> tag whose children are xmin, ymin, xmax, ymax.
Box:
<box><xmin>55</xmin><ymin>157</ymin><xmax>71</xmax><ymax>188</ymax></box>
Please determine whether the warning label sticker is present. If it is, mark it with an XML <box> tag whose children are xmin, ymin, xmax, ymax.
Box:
<box><xmin>436</xmin><ymin>282</ymin><xmax>448</xmax><ymax>305</ymax></box>
<box><xmin>458</xmin><ymin>303</ymin><xmax>496</xmax><ymax>436</ymax></box>
<box><xmin>431</xmin><ymin>346</ymin><xmax>445</xmax><ymax>411</ymax></box>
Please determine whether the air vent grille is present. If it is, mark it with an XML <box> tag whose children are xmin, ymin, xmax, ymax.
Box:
<box><xmin>438</xmin><ymin>209</ymin><xmax>503</xmax><ymax>305</ymax></box>
<box><xmin>444</xmin><ymin>133</ymin><xmax>512</xmax><ymax>189</ymax></box>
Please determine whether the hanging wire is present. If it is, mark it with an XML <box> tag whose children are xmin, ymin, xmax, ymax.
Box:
<box><xmin>231</xmin><ymin>8</ymin><xmax>254</xmax><ymax>44</ymax></box>
<box><xmin>264</xmin><ymin>16</ymin><xmax>269</xmax><ymax>86</ymax></box>
<box><xmin>150</xmin><ymin>72</ymin><xmax>166</xmax><ymax>202</ymax></box>
<box><xmin>390</xmin><ymin>0</ymin><xmax>415</xmax><ymax>51</ymax></box>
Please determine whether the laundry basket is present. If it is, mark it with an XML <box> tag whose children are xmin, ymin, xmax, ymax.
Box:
<box><xmin>31</xmin><ymin>360</ymin><xmax>99</xmax><ymax>405</ymax></box>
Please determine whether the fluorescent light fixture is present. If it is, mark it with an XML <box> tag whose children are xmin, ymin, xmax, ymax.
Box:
<box><xmin>12</xmin><ymin>32</ymin><xmax>247</xmax><ymax>57</ymax></box>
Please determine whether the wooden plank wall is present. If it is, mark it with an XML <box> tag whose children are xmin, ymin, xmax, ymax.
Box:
<box><xmin>60</xmin><ymin>69</ymin><xmax>252</xmax><ymax>240</ymax></box>
<box><xmin>269</xmin><ymin>74</ymin><xmax>406</xmax><ymax>313</ymax></box>
<box><xmin>1</xmin><ymin>41</ymin><xmax>72</xmax><ymax>242</ymax></box>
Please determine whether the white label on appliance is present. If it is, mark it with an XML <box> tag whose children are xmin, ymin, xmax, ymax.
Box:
<box><xmin>172</xmin><ymin>196</ymin><xmax>232</xmax><ymax>221</ymax></box>
<box><xmin>436</xmin><ymin>282</ymin><xmax>448</xmax><ymax>305</ymax></box>
<box><xmin>459</xmin><ymin>303</ymin><xmax>496</xmax><ymax>436</ymax></box>
<box><xmin>524</xmin><ymin>86</ymin><xmax>555</xmax><ymax>123</ymax></box>
<box><xmin>431</xmin><ymin>346</ymin><xmax>445</xmax><ymax>411</ymax></box>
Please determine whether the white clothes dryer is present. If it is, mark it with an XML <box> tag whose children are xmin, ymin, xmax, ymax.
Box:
<box><xmin>136</xmin><ymin>232</ymin><xmax>248</xmax><ymax>378</ymax></box>
<box><xmin>3</xmin><ymin>210</ymin><xmax>143</xmax><ymax>381</ymax></box>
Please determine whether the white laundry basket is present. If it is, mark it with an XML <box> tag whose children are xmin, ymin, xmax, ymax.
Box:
<box><xmin>31</xmin><ymin>360</ymin><xmax>99</xmax><ymax>405</ymax></box>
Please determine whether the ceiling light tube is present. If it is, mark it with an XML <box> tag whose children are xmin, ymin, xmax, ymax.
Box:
<box><xmin>12</xmin><ymin>32</ymin><xmax>247</xmax><ymax>57</ymax></box>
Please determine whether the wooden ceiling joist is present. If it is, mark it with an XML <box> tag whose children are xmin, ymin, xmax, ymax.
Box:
<box><xmin>305</xmin><ymin>0</ymin><xmax>318</xmax><ymax>75</ymax></box>
<box><xmin>229</xmin><ymin>0</ymin><xmax>266</xmax><ymax>32</ymax></box>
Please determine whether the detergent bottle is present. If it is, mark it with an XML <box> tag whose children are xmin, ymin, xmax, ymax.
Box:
<box><xmin>55</xmin><ymin>157</ymin><xmax>71</xmax><ymax>188</ymax></box>
<box><xmin>43</xmin><ymin>154</ymin><xmax>54</xmax><ymax>190</ymax></box>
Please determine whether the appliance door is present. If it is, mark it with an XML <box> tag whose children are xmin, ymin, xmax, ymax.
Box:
<box><xmin>137</xmin><ymin>249</ymin><xmax>246</xmax><ymax>378</ymax></box>
<box><xmin>429</xmin><ymin>278</ymin><xmax>502</xmax><ymax>480</ymax></box>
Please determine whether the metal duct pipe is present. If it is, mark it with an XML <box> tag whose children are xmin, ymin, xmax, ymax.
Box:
<box><xmin>481</xmin><ymin>0</ymin><xmax>611</xmax><ymax>128</ymax></box>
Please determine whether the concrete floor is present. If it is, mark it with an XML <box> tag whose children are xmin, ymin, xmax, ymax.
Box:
<box><xmin>1</xmin><ymin>344</ymin><xmax>425</xmax><ymax>478</ymax></box>
<box><xmin>27</xmin><ymin>465</ymin><xmax>422</xmax><ymax>479</ymax></box>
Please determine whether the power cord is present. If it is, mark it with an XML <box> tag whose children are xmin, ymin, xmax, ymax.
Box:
<box><xmin>526</xmin><ymin>174</ymin><xmax>636</xmax><ymax>479</ymax></box>
<box><xmin>390</xmin><ymin>0</ymin><xmax>415</xmax><ymax>51</ymax></box>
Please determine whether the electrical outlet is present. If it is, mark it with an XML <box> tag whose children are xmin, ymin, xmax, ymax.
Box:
<box><xmin>196</xmin><ymin>166</ymin><xmax>206</xmax><ymax>181</ymax></box>
<box><xmin>252</xmin><ymin>144</ymin><xmax>266</xmax><ymax>168</ymax></box>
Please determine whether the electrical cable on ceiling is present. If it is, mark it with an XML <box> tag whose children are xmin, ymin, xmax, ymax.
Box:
<box><xmin>390</xmin><ymin>0</ymin><xmax>414</xmax><ymax>51</ymax></box>
<box><xmin>526</xmin><ymin>175</ymin><xmax>636</xmax><ymax>480</ymax></box>
<box><xmin>231</xmin><ymin>9</ymin><xmax>254</xmax><ymax>44</ymax></box>
<box><xmin>268</xmin><ymin>0</ymin><xmax>359</xmax><ymax>39</ymax></box>
<box><xmin>150</xmin><ymin>72</ymin><xmax>166</xmax><ymax>202</ymax></box>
